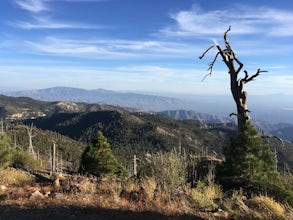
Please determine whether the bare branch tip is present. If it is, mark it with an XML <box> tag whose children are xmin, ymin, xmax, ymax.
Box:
<box><xmin>229</xmin><ymin>112</ymin><xmax>237</xmax><ymax>117</ymax></box>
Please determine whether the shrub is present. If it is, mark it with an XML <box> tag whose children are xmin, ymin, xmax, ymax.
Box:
<box><xmin>0</xmin><ymin>168</ymin><xmax>35</xmax><ymax>186</ymax></box>
<box><xmin>0</xmin><ymin>133</ymin><xmax>14</xmax><ymax>168</ymax></box>
<box><xmin>13</xmin><ymin>148</ymin><xmax>43</xmax><ymax>170</ymax></box>
<box><xmin>248</xmin><ymin>196</ymin><xmax>286</xmax><ymax>220</ymax></box>
<box><xmin>149</xmin><ymin>151</ymin><xmax>186</xmax><ymax>198</ymax></box>
<box><xmin>188</xmin><ymin>181</ymin><xmax>223</xmax><ymax>211</ymax></box>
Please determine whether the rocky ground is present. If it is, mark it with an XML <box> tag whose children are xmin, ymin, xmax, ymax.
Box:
<box><xmin>1</xmin><ymin>168</ymin><xmax>292</xmax><ymax>220</ymax></box>
<box><xmin>0</xmin><ymin>171</ymin><xmax>212</xmax><ymax>220</ymax></box>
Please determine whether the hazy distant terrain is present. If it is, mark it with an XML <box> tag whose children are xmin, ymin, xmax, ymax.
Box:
<box><xmin>2</xmin><ymin>87</ymin><xmax>293</xmax><ymax>142</ymax></box>
<box><xmin>3</xmin><ymin>86</ymin><xmax>293</xmax><ymax>124</ymax></box>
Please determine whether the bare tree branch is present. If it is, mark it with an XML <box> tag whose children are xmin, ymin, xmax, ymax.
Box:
<box><xmin>240</xmin><ymin>68</ymin><xmax>267</xmax><ymax>85</ymax></box>
<box><xmin>201</xmin><ymin>52</ymin><xmax>220</xmax><ymax>81</ymax></box>
<box><xmin>224</xmin><ymin>26</ymin><xmax>232</xmax><ymax>50</ymax></box>
<box><xmin>199</xmin><ymin>45</ymin><xmax>215</xmax><ymax>59</ymax></box>
<box><xmin>234</xmin><ymin>56</ymin><xmax>243</xmax><ymax>74</ymax></box>
<box><xmin>261</xmin><ymin>135</ymin><xmax>284</xmax><ymax>145</ymax></box>
<box><xmin>229</xmin><ymin>112</ymin><xmax>238</xmax><ymax>117</ymax></box>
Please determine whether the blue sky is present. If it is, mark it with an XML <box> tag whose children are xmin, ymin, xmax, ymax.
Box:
<box><xmin>0</xmin><ymin>0</ymin><xmax>293</xmax><ymax>95</ymax></box>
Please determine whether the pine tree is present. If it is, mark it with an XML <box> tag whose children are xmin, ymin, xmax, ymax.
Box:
<box><xmin>79</xmin><ymin>131</ymin><xmax>127</xmax><ymax>178</ymax></box>
<box><xmin>216</xmin><ymin>123</ymin><xmax>280</xmax><ymax>192</ymax></box>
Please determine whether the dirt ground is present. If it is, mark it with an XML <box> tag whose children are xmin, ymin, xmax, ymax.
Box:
<box><xmin>0</xmin><ymin>205</ymin><xmax>206</xmax><ymax>220</ymax></box>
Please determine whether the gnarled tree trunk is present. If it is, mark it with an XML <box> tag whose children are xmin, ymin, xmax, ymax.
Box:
<box><xmin>199</xmin><ymin>26</ymin><xmax>266</xmax><ymax>133</ymax></box>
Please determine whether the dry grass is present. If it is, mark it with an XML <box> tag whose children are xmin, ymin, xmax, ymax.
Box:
<box><xmin>96</xmin><ymin>177</ymin><xmax>123</xmax><ymax>196</ymax></box>
<box><xmin>219</xmin><ymin>190</ymin><xmax>292</xmax><ymax>220</ymax></box>
<box><xmin>248</xmin><ymin>195</ymin><xmax>286</xmax><ymax>220</ymax></box>
<box><xmin>2</xmin><ymin>171</ymin><xmax>293</xmax><ymax>220</ymax></box>
<box><xmin>187</xmin><ymin>182</ymin><xmax>223</xmax><ymax>211</ymax></box>
<box><xmin>140</xmin><ymin>177</ymin><xmax>156</xmax><ymax>199</ymax></box>
<box><xmin>0</xmin><ymin>168</ymin><xmax>34</xmax><ymax>186</ymax></box>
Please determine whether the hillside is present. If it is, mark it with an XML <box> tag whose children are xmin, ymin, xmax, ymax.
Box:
<box><xmin>20</xmin><ymin>109</ymin><xmax>292</xmax><ymax>173</ymax></box>
<box><xmin>158</xmin><ymin>109</ymin><xmax>235</xmax><ymax>124</ymax></box>
<box><xmin>5</xmin><ymin>124</ymin><xmax>86</xmax><ymax>170</ymax></box>
<box><xmin>159</xmin><ymin>110</ymin><xmax>293</xmax><ymax>142</ymax></box>
<box><xmin>22</xmin><ymin>110</ymin><xmax>237</xmax><ymax>167</ymax></box>
<box><xmin>0</xmin><ymin>94</ymin><xmax>135</xmax><ymax>121</ymax></box>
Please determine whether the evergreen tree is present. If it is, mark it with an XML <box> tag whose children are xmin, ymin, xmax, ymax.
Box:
<box><xmin>0</xmin><ymin>133</ymin><xmax>14</xmax><ymax>168</ymax></box>
<box><xmin>216</xmin><ymin>123</ymin><xmax>280</xmax><ymax>192</ymax></box>
<box><xmin>79</xmin><ymin>131</ymin><xmax>127</xmax><ymax>178</ymax></box>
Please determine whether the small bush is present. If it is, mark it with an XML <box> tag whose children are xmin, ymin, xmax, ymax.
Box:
<box><xmin>248</xmin><ymin>196</ymin><xmax>286</xmax><ymax>220</ymax></box>
<box><xmin>150</xmin><ymin>151</ymin><xmax>186</xmax><ymax>198</ymax></box>
<box><xmin>0</xmin><ymin>168</ymin><xmax>35</xmax><ymax>186</ymax></box>
<box><xmin>188</xmin><ymin>181</ymin><xmax>223</xmax><ymax>211</ymax></box>
<box><xmin>0</xmin><ymin>133</ymin><xmax>44</xmax><ymax>170</ymax></box>
<box><xmin>13</xmin><ymin>148</ymin><xmax>43</xmax><ymax>170</ymax></box>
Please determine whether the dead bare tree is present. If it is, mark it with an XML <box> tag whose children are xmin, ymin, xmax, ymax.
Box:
<box><xmin>26</xmin><ymin>124</ymin><xmax>36</xmax><ymax>160</ymax></box>
<box><xmin>199</xmin><ymin>26</ymin><xmax>267</xmax><ymax>133</ymax></box>
<box><xmin>0</xmin><ymin>118</ymin><xmax>4</xmax><ymax>133</ymax></box>
<box><xmin>52</xmin><ymin>141</ymin><xmax>56</xmax><ymax>174</ymax></box>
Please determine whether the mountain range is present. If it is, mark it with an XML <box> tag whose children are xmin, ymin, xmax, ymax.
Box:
<box><xmin>3</xmin><ymin>86</ymin><xmax>292</xmax><ymax>124</ymax></box>
<box><xmin>2</xmin><ymin>87</ymin><xmax>188</xmax><ymax>112</ymax></box>
<box><xmin>2</xmin><ymin>87</ymin><xmax>293</xmax><ymax>141</ymax></box>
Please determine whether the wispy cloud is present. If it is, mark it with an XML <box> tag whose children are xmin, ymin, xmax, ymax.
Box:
<box><xmin>25</xmin><ymin>37</ymin><xmax>137</xmax><ymax>58</ymax></box>
<box><xmin>24</xmin><ymin>37</ymin><xmax>198</xmax><ymax>59</ymax></box>
<box><xmin>161</xmin><ymin>4</ymin><xmax>293</xmax><ymax>37</ymax></box>
<box><xmin>267</xmin><ymin>66</ymin><xmax>286</xmax><ymax>69</ymax></box>
<box><xmin>15</xmin><ymin>0</ymin><xmax>49</xmax><ymax>13</ymax></box>
<box><xmin>10</xmin><ymin>15</ymin><xmax>100</xmax><ymax>30</ymax></box>
<box><xmin>12</xmin><ymin>0</ymin><xmax>102</xmax><ymax>30</ymax></box>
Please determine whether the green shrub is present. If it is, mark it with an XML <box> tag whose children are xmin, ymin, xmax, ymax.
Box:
<box><xmin>13</xmin><ymin>148</ymin><xmax>43</xmax><ymax>170</ymax></box>
<box><xmin>0</xmin><ymin>133</ymin><xmax>15</xmax><ymax>168</ymax></box>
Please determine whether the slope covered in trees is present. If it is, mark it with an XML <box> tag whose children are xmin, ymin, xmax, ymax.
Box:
<box><xmin>22</xmin><ymin>110</ymin><xmax>236</xmax><ymax>166</ymax></box>
<box><xmin>4</xmin><ymin>125</ymin><xmax>86</xmax><ymax>170</ymax></box>
<box><xmin>19</xmin><ymin>108</ymin><xmax>292</xmax><ymax>173</ymax></box>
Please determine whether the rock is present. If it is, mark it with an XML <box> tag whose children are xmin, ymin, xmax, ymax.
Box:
<box><xmin>53</xmin><ymin>177</ymin><xmax>60</xmax><ymax>188</ymax></box>
<box><xmin>29</xmin><ymin>190</ymin><xmax>44</xmax><ymax>200</ymax></box>
<box><xmin>41</xmin><ymin>186</ymin><xmax>52</xmax><ymax>197</ymax></box>
<box><xmin>51</xmin><ymin>192</ymin><xmax>67</xmax><ymax>200</ymax></box>
<box><xmin>0</xmin><ymin>185</ymin><xmax>7</xmax><ymax>191</ymax></box>
<box><xmin>44</xmin><ymin>191</ymin><xmax>51</xmax><ymax>197</ymax></box>
<box><xmin>0</xmin><ymin>194</ymin><xmax>8</xmax><ymax>201</ymax></box>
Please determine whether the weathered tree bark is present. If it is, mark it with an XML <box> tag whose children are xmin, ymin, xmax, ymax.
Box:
<box><xmin>199</xmin><ymin>26</ymin><xmax>267</xmax><ymax>133</ymax></box>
